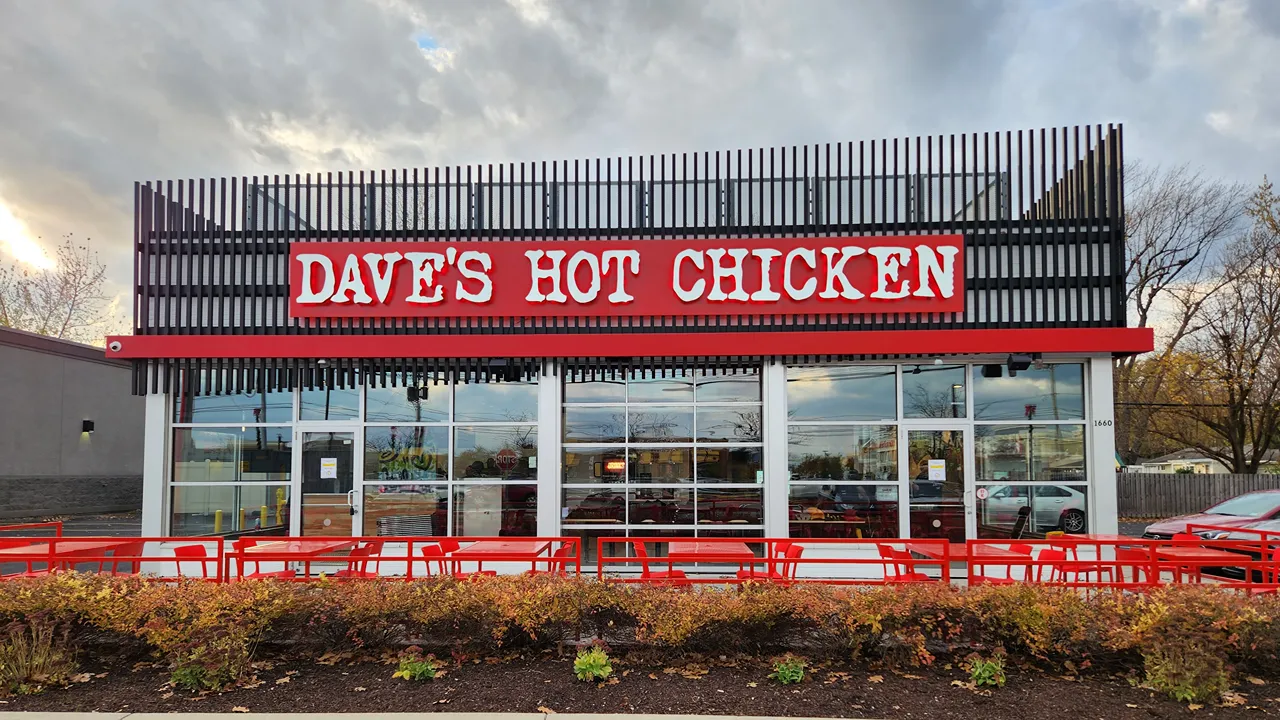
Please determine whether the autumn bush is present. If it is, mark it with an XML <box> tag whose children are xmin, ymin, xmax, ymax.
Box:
<box><xmin>2</xmin><ymin>574</ymin><xmax>1279</xmax><ymax>702</ymax></box>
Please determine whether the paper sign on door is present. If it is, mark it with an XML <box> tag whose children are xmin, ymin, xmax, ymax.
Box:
<box><xmin>320</xmin><ymin>457</ymin><xmax>338</xmax><ymax>479</ymax></box>
<box><xmin>927</xmin><ymin>459</ymin><xmax>946</xmax><ymax>482</ymax></box>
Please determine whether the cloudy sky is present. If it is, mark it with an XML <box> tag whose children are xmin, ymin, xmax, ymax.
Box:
<box><xmin>0</xmin><ymin>0</ymin><xmax>1276</xmax><ymax>304</ymax></box>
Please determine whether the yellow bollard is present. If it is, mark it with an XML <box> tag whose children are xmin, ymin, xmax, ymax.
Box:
<box><xmin>238</xmin><ymin>508</ymin><xmax>246</xmax><ymax>530</ymax></box>
<box><xmin>214</xmin><ymin>509</ymin><xmax>223</xmax><ymax>534</ymax></box>
<box><xmin>261</xmin><ymin>505</ymin><xmax>268</xmax><ymax>528</ymax></box>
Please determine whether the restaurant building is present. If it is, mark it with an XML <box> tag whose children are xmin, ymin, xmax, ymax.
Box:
<box><xmin>107</xmin><ymin>125</ymin><xmax>1152</xmax><ymax>562</ymax></box>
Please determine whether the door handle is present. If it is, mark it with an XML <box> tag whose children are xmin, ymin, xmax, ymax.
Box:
<box><xmin>346</xmin><ymin>490</ymin><xmax>358</xmax><ymax>515</ymax></box>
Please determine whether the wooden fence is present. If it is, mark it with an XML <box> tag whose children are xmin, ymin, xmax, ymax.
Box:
<box><xmin>1118</xmin><ymin>473</ymin><xmax>1280</xmax><ymax>519</ymax></box>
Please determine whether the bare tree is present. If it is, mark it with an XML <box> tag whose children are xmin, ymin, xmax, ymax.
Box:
<box><xmin>0</xmin><ymin>235</ymin><xmax>124</xmax><ymax>345</ymax></box>
<box><xmin>1115</xmin><ymin>164</ymin><xmax>1248</xmax><ymax>462</ymax></box>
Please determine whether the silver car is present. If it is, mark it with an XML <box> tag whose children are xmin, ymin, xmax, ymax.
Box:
<box><xmin>981</xmin><ymin>484</ymin><xmax>1088</xmax><ymax>534</ymax></box>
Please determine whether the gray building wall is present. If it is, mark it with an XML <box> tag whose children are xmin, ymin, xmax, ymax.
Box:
<box><xmin>0</xmin><ymin>328</ymin><xmax>143</xmax><ymax>519</ymax></box>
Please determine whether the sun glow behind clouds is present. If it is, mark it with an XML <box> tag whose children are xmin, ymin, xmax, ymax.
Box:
<box><xmin>0</xmin><ymin>200</ymin><xmax>54</xmax><ymax>269</ymax></box>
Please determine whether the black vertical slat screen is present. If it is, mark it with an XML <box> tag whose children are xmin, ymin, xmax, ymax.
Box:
<box><xmin>133</xmin><ymin>125</ymin><xmax>1125</xmax><ymax>394</ymax></box>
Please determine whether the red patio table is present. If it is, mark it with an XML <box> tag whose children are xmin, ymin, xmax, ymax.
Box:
<box><xmin>904</xmin><ymin>542</ymin><xmax>966</xmax><ymax>561</ymax></box>
<box><xmin>1155</xmin><ymin>545</ymin><xmax>1247</xmax><ymax>583</ymax></box>
<box><xmin>665</xmin><ymin>540</ymin><xmax>757</xmax><ymax>574</ymax></box>
<box><xmin>238</xmin><ymin>539</ymin><xmax>358</xmax><ymax>578</ymax></box>
<box><xmin>0</xmin><ymin>539</ymin><xmax>139</xmax><ymax>572</ymax></box>
<box><xmin>964</xmin><ymin>545</ymin><xmax>1035</xmax><ymax>582</ymax></box>
<box><xmin>448</xmin><ymin>540</ymin><xmax>552</xmax><ymax>573</ymax></box>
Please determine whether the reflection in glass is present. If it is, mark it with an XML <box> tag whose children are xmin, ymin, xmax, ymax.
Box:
<box><xmin>972</xmin><ymin>363</ymin><xmax>1085</xmax><ymax>420</ymax></box>
<box><xmin>364</xmin><ymin>426</ymin><xmax>449</xmax><ymax>483</ymax></box>
<box><xmin>563</xmin><ymin>378</ymin><xmax>626</xmax><ymax>404</ymax></box>
<box><xmin>695</xmin><ymin>370</ymin><xmax>761</xmax><ymax>402</ymax></box>
<box><xmin>453</xmin><ymin>484</ymin><xmax>537</xmax><ymax>536</ymax></box>
<box><xmin>628</xmin><ymin>448</ymin><xmax>694</xmax><ymax>483</ymax></box>
<box><xmin>362</xmin><ymin>484</ymin><xmax>448</xmax><ymax>536</ymax></box>
<box><xmin>902</xmin><ymin>364</ymin><xmax>966</xmax><ymax>418</ymax></box>
<box><xmin>628</xmin><ymin>407</ymin><xmax>694</xmax><ymax>442</ymax></box>
<box><xmin>172</xmin><ymin>427</ymin><xmax>292</xmax><ymax>483</ymax></box>
<box><xmin>174</xmin><ymin>383</ymin><xmax>293</xmax><ymax>424</ymax></box>
<box><xmin>628</xmin><ymin>487</ymin><xmax>690</xmax><ymax>525</ymax></box>
<box><xmin>628</xmin><ymin>370</ymin><xmax>694</xmax><ymax>403</ymax></box>
<box><xmin>787</xmin><ymin>484</ymin><xmax>899</xmax><ymax>539</ymax></box>
<box><xmin>786</xmin><ymin>365</ymin><xmax>897</xmax><ymax>421</ymax></box>
<box><xmin>977</xmin><ymin>484</ymin><xmax>1089</xmax><ymax>537</ymax></box>
<box><xmin>696</xmin><ymin>408</ymin><xmax>762</xmax><ymax>442</ymax></box>
<box><xmin>454</xmin><ymin>426</ymin><xmax>538</xmax><ymax>481</ymax></box>
<box><xmin>299</xmin><ymin>380</ymin><xmax>360</xmax><ymax>420</ymax></box>
<box><xmin>563</xmin><ymin>447</ymin><xmax>627</xmax><ymax>484</ymax></box>
<box><xmin>562</xmin><ymin>488</ymin><xmax>626</xmax><ymax>524</ymax></box>
<box><xmin>787</xmin><ymin>425</ymin><xmax>897</xmax><ymax>482</ymax></box>
<box><xmin>696</xmin><ymin>487</ymin><xmax>763</xmax><ymax>524</ymax></box>
<box><xmin>907</xmin><ymin>429</ymin><xmax>965</xmax><ymax>542</ymax></box>
<box><xmin>695</xmin><ymin>447</ymin><xmax>762</xmax><ymax>483</ymax></box>
<box><xmin>563</xmin><ymin>407</ymin><xmax>626</xmax><ymax>443</ymax></box>
<box><xmin>169</xmin><ymin>485</ymin><xmax>290</xmax><ymax>537</ymax></box>
<box><xmin>365</xmin><ymin>373</ymin><xmax>449</xmax><ymax>422</ymax></box>
<box><xmin>301</xmin><ymin>431</ymin><xmax>356</xmax><ymax>536</ymax></box>
<box><xmin>975</xmin><ymin>425</ymin><xmax>1085</xmax><ymax>483</ymax></box>
<box><xmin>455</xmin><ymin>381</ymin><xmax>539</xmax><ymax>422</ymax></box>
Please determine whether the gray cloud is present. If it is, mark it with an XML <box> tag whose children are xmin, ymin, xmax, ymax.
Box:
<box><xmin>0</xmin><ymin>0</ymin><xmax>1275</xmax><ymax>296</ymax></box>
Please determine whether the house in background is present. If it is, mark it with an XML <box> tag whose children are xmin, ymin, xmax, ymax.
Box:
<box><xmin>0</xmin><ymin>327</ymin><xmax>144</xmax><ymax>519</ymax></box>
<box><xmin>1131</xmin><ymin>449</ymin><xmax>1234</xmax><ymax>475</ymax></box>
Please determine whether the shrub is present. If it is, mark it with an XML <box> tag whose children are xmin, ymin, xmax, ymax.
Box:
<box><xmin>768</xmin><ymin>654</ymin><xmax>806</xmax><ymax>685</ymax></box>
<box><xmin>967</xmin><ymin>652</ymin><xmax>1006</xmax><ymax>689</ymax></box>
<box><xmin>573</xmin><ymin>646</ymin><xmax>612</xmax><ymax>682</ymax></box>
<box><xmin>392</xmin><ymin>646</ymin><xmax>438</xmax><ymax>681</ymax></box>
<box><xmin>0</xmin><ymin>616</ymin><xmax>75</xmax><ymax>696</ymax></box>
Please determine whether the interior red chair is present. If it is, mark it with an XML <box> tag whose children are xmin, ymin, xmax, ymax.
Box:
<box><xmin>525</xmin><ymin>544</ymin><xmax>577</xmax><ymax>577</ymax></box>
<box><xmin>737</xmin><ymin>544</ymin><xmax>804</xmax><ymax>585</ymax></box>
<box><xmin>878</xmin><ymin>545</ymin><xmax>929</xmax><ymax>583</ymax></box>
<box><xmin>173</xmin><ymin>543</ymin><xmax>214</xmax><ymax>579</ymax></box>
<box><xmin>631</xmin><ymin>541</ymin><xmax>690</xmax><ymax>586</ymax></box>
<box><xmin>420</xmin><ymin>544</ymin><xmax>495</xmax><ymax>579</ymax></box>
<box><xmin>232</xmin><ymin>538</ymin><xmax>297</xmax><ymax>580</ymax></box>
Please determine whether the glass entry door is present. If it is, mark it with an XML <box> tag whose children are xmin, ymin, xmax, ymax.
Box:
<box><xmin>297</xmin><ymin>428</ymin><xmax>362</xmax><ymax>536</ymax></box>
<box><xmin>905</xmin><ymin>428</ymin><xmax>970</xmax><ymax>542</ymax></box>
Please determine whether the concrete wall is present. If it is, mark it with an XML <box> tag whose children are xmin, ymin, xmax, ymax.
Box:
<box><xmin>0</xmin><ymin>330</ymin><xmax>144</xmax><ymax>518</ymax></box>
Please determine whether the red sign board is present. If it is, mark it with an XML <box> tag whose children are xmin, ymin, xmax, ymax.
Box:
<box><xmin>288</xmin><ymin>235</ymin><xmax>964</xmax><ymax>320</ymax></box>
<box><xmin>494</xmin><ymin>448</ymin><xmax>519</xmax><ymax>472</ymax></box>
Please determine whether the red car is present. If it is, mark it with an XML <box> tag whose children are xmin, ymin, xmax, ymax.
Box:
<box><xmin>1143</xmin><ymin>490</ymin><xmax>1280</xmax><ymax>539</ymax></box>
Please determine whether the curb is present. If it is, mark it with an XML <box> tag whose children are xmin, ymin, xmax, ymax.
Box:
<box><xmin>0</xmin><ymin>714</ymin><xmax>864</xmax><ymax>720</ymax></box>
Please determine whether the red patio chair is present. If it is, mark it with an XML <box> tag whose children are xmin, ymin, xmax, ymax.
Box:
<box><xmin>333</xmin><ymin>546</ymin><xmax>376</xmax><ymax>578</ymax></box>
<box><xmin>1049</xmin><ymin>539</ymin><xmax>1114</xmax><ymax>584</ymax></box>
<box><xmin>1171</xmin><ymin>533</ymin><xmax>1205</xmax><ymax>582</ymax></box>
<box><xmin>0</xmin><ymin>540</ymin><xmax>52</xmax><ymax>579</ymax></box>
<box><xmin>630</xmin><ymin>541</ymin><xmax>690</xmax><ymax>586</ymax></box>
<box><xmin>1031</xmin><ymin>548</ymin><xmax>1067</xmax><ymax>583</ymax></box>
<box><xmin>878</xmin><ymin>545</ymin><xmax>929</xmax><ymax>583</ymax></box>
<box><xmin>232</xmin><ymin>538</ymin><xmax>297</xmax><ymax>580</ymax></box>
<box><xmin>1116</xmin><ymin>547</ymin><xmax>1154</xmax><ymax>587</ymax></box>
<box><xmin>173</xmin><ymin>544</ymin><xmax>214</xmax><ymax>579</ymax></box>
<box><xmin>420</xmin><ymin>544</ymin><xmax>496</xmax><ymax>579</ymax></box>
<box><xmin>525</xmin><ymin>544</ymin><xmax>577</xmax><ymax>577</ymax></box>
<box><xmin>737</xmin><ymin>544</ymin><xmax>804</xmax><ymax>585</ymax></box>
<box><xmin>107</xmin><ymin>541</ymin><xmax>147</xmax><ymax>576</ymax></box>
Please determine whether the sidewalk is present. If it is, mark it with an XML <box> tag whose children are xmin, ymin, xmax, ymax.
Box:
<box><xmin>0</xmin><ymin>714</ymin><xmax>859</xmax><ymax>720</ymax></box>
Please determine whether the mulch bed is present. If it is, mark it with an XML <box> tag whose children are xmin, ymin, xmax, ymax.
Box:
<box><xmin>2</xmin><ymin>654</ymin><xmax>1271</xmax><ymax>719</ymax></box>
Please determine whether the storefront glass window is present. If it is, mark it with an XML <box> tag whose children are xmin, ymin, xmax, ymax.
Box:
<box><xmin>174</xmin><ymin>387</ymin><xmax>294</xmax><ymax>424</ymax></box>
<box><xmin>786</xmin><ymin>365</ymin><xmax>897</xmax><ymax>421</ymax></box>
<box><xmin>696</xmin><ymin>408</ymin><xmax>762</xmax><ymax>443</ymax></box>
<box><xmin>902</xmin><ymin>364</ymin><xmax>966</xmax><ymax>419</ymax></box>
<box><xmin>454</xmin><ymin>380</ymin><xmax>539</xmax><ymax>422</ymax></box>
<box><xmin>787</xmin><ymin>425</ymin><xmax>897</xmax><ymax>483</ymax></box>
<box><xmin>365</xmin><ymin>373</ymin><xmax>449</xmax><ymax>422</ymax></box>
<box><xmin>361</xmin><ymin>484</ymin><xmax>448</xmax><ymax>536</ymax></box>
<box><xmin>975</xmin><ymin>425</ymin><xmax>1086</xmax><ymax>483</ymax></box>
<box><xmin>788</xmin><ymin>484</ymin><xmax>899</xmax><ymax>539</ymax></box>
<box><xmin>976</xmin><ymin>484</ymin><xmax>1089</xmax><ymax>537</ymax></box>
<box><xmin>454</xmin><ymin>426</ymin><xmax>538</xmax><ymax>481</ymax></box>
<box><xmin>972</xmin><ymin>363</ymin><xmax>1084</xmax><ymax>420</ymax></box>
<box><xmin>453</xmin><ymin>484</ymin><xmax>537</xmax><ymax>536</ymax></box>
<box><xmin>363</xmin><ymin>426</ymin><xmax>448</xmax><ymax>483</ymax></box>
<box><xmin>169</xmin><ymin>485</ymin><xmax>291</xmax><ymax>537</ymax></box>
<box><xmin>628</xmin><ymin>407</ymin><xmax>694</xmax><ymax>442</ymax></box>
<box><xmin>563</xmin><ymin>407</ymin><xmax>626</xmax><ymax>443</ymax></box>
<box><xmin>172</xmin><ymin>427</ymin><xmax>292</xmax><ymax>483</ymax></box>
<box><xmin>299</xmin><ymin>381</ymin><xmax>360</xmax><ymax>421</ymax></box>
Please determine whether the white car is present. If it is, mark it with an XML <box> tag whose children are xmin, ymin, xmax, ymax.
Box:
<box><xmin>982</xmin><ymin>484</ymin><xmax>1088</xmax><ymax>534</ymax></box>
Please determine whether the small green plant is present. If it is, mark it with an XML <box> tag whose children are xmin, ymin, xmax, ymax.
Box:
<box><xmin>169</xmin><ymin>665</ymin><xmax>209</xmax><ymax>692</ymax></box>
<box><xmin>0</xmin><ymin>619</ymin><xmax>76</xmax><ymax>696</ymax></box>
<box><xmin>392</xmin><ymin>646</ymin><xmax>438</xmax><ymax>682</ymax></box>
<box><xmin>967</xmin><ymin>653</ymin><xmax>1006</xmax><ymax>689</ymax></box>
<box><xmin>768</xmin><ymin>654</ymin><xmax>806</xmax><ymax>685</ymax></box>
<box><xmin>573</xmin><ymin>646</ymin><xmax>612</xmax><ymax>682</ymax></box>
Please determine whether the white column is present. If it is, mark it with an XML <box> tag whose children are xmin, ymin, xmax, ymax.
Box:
<box><xmin>536</xmin><ymin>360</ymin><xmax>562</xmax><ymax>536</ymax></box>
<box><xmin>1087</xmin><ymin>355</ymin><xmax>1118</xmax><ymax>535</ymax></box>
<box><xmin>762</xmin><ymin>360</ymin><xmax>789</xmax><ymax>537</ymax></box>
<box><xmin>141</xmin><ymin>392</ymin><xmax>170</xmax><ymax>537</ymax></box>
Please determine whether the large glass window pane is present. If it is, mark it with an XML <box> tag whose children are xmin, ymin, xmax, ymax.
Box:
<box><xmin>977</xmin><ymin>484</ymin><xmax>1089</xmax><ymax>537</ymax></box>
<box><xmin>696</xmin><ymin>408</ymin><xmax>762</xmax><ymax>442</ymax></box>
<box><xmin>562</xmin><ymin>488</ymin><xmax>627</xmax><ymax>524</ymax></box>
<box><xmin>299</xmin><ymin>381</ymin><xmax>360</xmax><ymax>420</ymax></box>
<box><xmin>362</xmin><ymin>484</ymin><xmax>448</xmax><ymax>536</ymax></box>
<box><xmin>174</xmin><ymin>387</ymin><xmax>293</xmax><ymax>424</ymax></box>
<box><xmin>628</xmin><ymin>371</ymin><xmax>694</xmax><ymax>403</ymax></box>
<box><xmin>787</xmin><ymin>425</ymin><xmax>897</xmax><ymax>482</ymax></box>
<box><xmin>975</xmin><ymin>425</ymin><xmax>1086</xmax><ymax>483</ymax></box>
<box><xmin>364</xmin><ymin>426</ymin><xmax>449</xmax><ymax>483</ymax></box>
<box><xmin>172</xmin><ymin>427</ymin><xmax>292</xmax><ymax>483</ymax></box>
<box><xmin>455</xmin><ymin>381</ymin><xmax>539</xmax><ymax>422</ymax></box>
<box><xmin>628</xmin><ymin>448</ymin><xmax>693</xmax><ymax>483</ymax></box>
<box><xmin>628</xmin><ymin>487</ymin><xmax>690</xmax><ymax>525</ymax></box>
<box><xmin>697</xmin><ymin>487</ymin><xmax>763</xmax><ymax>524</ymax></box>
<box><xmin>628</xmin><ymin>406</ymin><xmax>693</xmax><ymax>442</ymax></box>
<box><xmin>902</xmin><ymin>364</ymin><xmax>967</xmax><ymax>419</ymax></box>
<box><xmin>454</xmin><ymin>426</ymin><xmax>538</xmax><ymax>481</ymax></box>
<box><xmin>564</xmin><ymin>378</ymin><xmax>626</xmax><ymax>404</ymax></box>
<box><xmin>972</xmin><ymin>363</ymin><xmax>1085</xmax><ymax>420</ymax></box>
<box><xmin>563</xmin><ymin>447</ymin><xmax>627</xmax><ymax>484</ymax></box>
<box><xmin>563</xmin><ymin>407</ymin><xmax>626</xmax><ymax>443</ymax></box>
<box><xmin>907</xmin><ymin>429</ymin><xmax>966</xmax><ymax>542</ymax></box>
<box><xmin>365</xmin><ymin>374</ymin><xmax>449</xmax><ymax>422</ymax></box>
<box><xmin>695</xmin><ymin>371</ymin><xmax>761</xmax><ymax>402</ymax></box>
<box><xmin>788</xmin><ymin>484</ymin><xmax>899</xmax><ymax>539</ymax></box>
<box><xmin>786</xmin><ymin>365</ymin><xmax>897</xmax><ymax>421</ymax></box>
<box><xmin>453</xmin><ymin>484</ymin><xmax>537</xmax><ymax>536</ymax></box>
<box><xmin>169</xmin><ymin>485</ymin><xmax>290</xmax><ymax>537</ymax></box>
<box><xmin>696</xmin><ymin>447</ymin><xmax>763</xmax><ymax>483</ymax></box>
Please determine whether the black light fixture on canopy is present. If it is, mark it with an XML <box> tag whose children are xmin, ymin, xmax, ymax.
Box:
<box><xmin>81</xmin><ymin>419</ymin><xmax>95</xmax><ymax>434</ymax></box>
<box><xmin>1007</xmin><ymin>354</ymin><xmax>1033</xmax><ymax>377</ymax></box>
